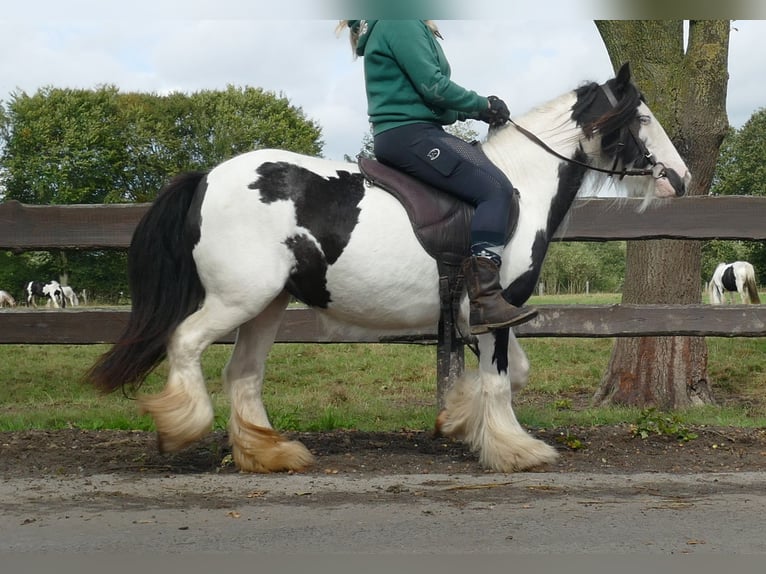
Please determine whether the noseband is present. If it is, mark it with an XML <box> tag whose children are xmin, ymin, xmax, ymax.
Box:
<box><xmin>508</xmin><ymin>84</ymin><xmax>668</xmax><ymax>180</ymax></box>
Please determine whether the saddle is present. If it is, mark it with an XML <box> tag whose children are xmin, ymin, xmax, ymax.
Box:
<box><xmin>357</xmin><ymin>157</ymin><xmax>517</xmax><ymax>268</ymax></box>
<box><xmin>358</xmin><ymin>157</ymin><xmax>471</xmax><ymax>268</ymax></box>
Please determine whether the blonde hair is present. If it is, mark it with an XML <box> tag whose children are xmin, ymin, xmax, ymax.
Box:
<box><xmin>335</xmin><ymin>20</ymin><xmax>442</xmax><ymax>58</ymax></box>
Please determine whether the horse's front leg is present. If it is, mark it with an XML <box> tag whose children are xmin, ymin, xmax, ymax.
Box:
<box><xmin>507</xmin><ymin>330</ymin><xmax>530</xmax><ymax>393</ymax></box>
<box><xmin>223</xmin><ymin>291</ymin><xmax>314</xmax><ymax>473</ymax></box>
<box><xmin>436</xmin><ymin>328</ymin><xmax>558</xmax><ymax>472</ymax></box>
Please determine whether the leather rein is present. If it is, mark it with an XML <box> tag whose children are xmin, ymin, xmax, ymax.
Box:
<box><xmin>507</xmin><ymin>84</ymin><xmax>668</xmax><ymax>181</ymax></box>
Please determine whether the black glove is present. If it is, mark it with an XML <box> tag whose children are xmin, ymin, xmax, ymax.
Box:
<box><xmin>478</xmin><ymin>96</ymin><xmax>510</xmax><ymax>126</ymax></box>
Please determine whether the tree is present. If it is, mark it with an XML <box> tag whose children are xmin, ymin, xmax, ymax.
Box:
<box><xmin>712</xmin><ymin>108</ymin><xmax>766</xmax><ymax>198</ymax></box>
<box><xmin>593</xmin><ymin>21</ymin><xmax>730</xmax><ymax>409</ymax></box>
<box><xmin>708</xmin><ymin>108</ymin><xmax>766</xmax><ymax>277</ymax></box>
<box><xmin>0</xmin><ymin>85</ymin><xmax>323</xmax><ymax>205</ymax></box>
<box><xmin>0</xmin><ymin>85</ymin><xmax>324</xmax><ymax>297</ymax></box>
<box><xmin>539</xmin><ymin>242</ymin><xmax>626</xmax><ymax>294</ymax></box>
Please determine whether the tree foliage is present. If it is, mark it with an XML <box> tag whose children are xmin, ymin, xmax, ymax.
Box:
<box><xmin>707</xmin><ymin>108</ymin><xmax>766</xmax><ymax>281</ymax></box>
<box><xmin>0</xmin><ymin>85</ymin><xmax>324</xmax><ymax>300</ymax></box>
<box><xmin>0</xmin><ymin>85</ymin><xmax>323</xmax><ymax>205</ymax></box>
<box><xmin>711</xmin><ymin>108</ymin><xmax>766</xmax><ymax>198</ymax></box>
<box><xmin>540</xmin><ymin>242</ymin><xmax>626</xmax><ymax>294</ymax></box>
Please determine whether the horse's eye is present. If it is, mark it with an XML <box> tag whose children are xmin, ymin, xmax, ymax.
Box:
<box><xmin>638</xmin><ymin>115</ymin><xmax>651</xmax><ymax>126</ymax></box>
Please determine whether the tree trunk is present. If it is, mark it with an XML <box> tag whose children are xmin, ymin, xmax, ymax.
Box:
<box><xmin>593</xmin><ymin>21</ymin><xmax>730</xmax><ymax>409</ymax></box>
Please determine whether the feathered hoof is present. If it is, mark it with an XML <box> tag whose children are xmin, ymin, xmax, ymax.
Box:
<box><xmin>480</xmin><ymin>436</ymin><xmax>559</xmax><ymax>473</ymax></box>
<box><xmin>229</xmin><ymin>412</ymin><xmax>315</xmax><ymax>473</ymax></box>
<box><xmin>433</xmin><ymin>408</ymin><xmax>467</xmax><ymax>440</ymax></box>
<box><xmin>155</xmin><ymin>426</ymin><xmax>211</xmax><ymax>454</ymax></box>
<box><xmin>138</xmin><ymin>389</ymin><xmax>213</xmax><ymax>453</ymax></box>
<box><xmin>232</xmin><ymin>437</ymin><xmax>315</xmax><ymax>473</ymax></box>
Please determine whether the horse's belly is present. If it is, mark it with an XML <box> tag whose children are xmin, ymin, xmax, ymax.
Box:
<box><xmin>321</xmin><ymin>253</ymin><xmax>441</xmax><ymax>330</ymax></box>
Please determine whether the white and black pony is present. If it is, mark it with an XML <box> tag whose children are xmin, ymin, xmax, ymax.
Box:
<box><xmin>25</xmin><ymin>280</ymin><xmax>64</xmax><ymax>308</ymax></box>
<box><xmin>61</xmin><ymin>285</ymin><xmax>80</xmax><ymax>307</ymax></box>
<box><xmin>87</xmin><ymin>63</ymin><xmax>690</xmax><ymax>473</ymax></box>
<box><xmin>708</xmin><ymin>261</ymin><xmax>761</xmax><ymax>304</ymax></box>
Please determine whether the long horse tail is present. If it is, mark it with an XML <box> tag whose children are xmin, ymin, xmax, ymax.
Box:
<box><xmin>86</xmin><ymin>171</ymin><xmax>208</xmax><ymax>393</ymax></box>
<box><xmin>707</xmin><ymin>278</ymin><xmax>721</xmax><ymax>305</ymax></box>
<box><xmin>744</xmin><ymin>265</ymin><xmax>761</xmax><ymax>304</ymax></box>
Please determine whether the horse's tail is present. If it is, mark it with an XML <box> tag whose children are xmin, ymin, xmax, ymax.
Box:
<box><xmin>86</xmin><ymin>171</ymin><xmax>208</xmax><ymax>393</ymax></box>
<box><xmin>744</xmin><ymin>266</ymin><xmax>761</xmax><ymax>305</ymax></box>
<box><xmin>707</xmin><ymin>278</ymin><xmax>721</xmax><ymax>305</ymax></box>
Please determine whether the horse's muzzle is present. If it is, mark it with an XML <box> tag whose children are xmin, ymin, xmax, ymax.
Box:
<box><xmin>665</xmin><ymin>167</ymin><xmax>687</xmax><ymax>197</ymax></box>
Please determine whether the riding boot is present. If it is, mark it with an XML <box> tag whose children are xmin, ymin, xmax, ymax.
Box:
<box><xmin>461</xmin><ymin>256</ymin><xmax>538</xmax><ymax>334</ymax></box>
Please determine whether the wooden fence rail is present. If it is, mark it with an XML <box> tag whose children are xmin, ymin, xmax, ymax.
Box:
<box><xmin>1</xmin><ymin>304</ymin><xmax>766</xmax><ymax>345</ymax></box>
<box><xmin>2</xmin><ymin>196</ymin><xmax>766</xmax><ymax>251</ymax></box>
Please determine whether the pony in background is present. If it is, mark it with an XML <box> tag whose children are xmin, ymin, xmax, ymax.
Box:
<box><xmin>0</xmin><ymin>290</ymin><xmax>15</xmax><ymax>307</ymax></box>
<box><xmin>25</xmin><ymin>280</ymin><xmax>64</xmax><ymax>308</ymax></box>
<box><xmin>708</xmin><ymin>261</ymin><xmax>761</xmax><ymax>304</ymax></box>
<box><xmin>61</xmin><ymin>285</ymin><xmax>80</xmax><ymax>307</ymax></box>
<box><xmin>87</xmin><ymin>63</ymin><xmax>690</xmax><ymax>474</ymax></box>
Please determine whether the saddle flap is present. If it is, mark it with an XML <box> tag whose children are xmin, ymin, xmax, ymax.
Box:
<box><xmin>358</xmin><ymin>157</ymin><xmax>473</xmax><ymax>267</ymax></box>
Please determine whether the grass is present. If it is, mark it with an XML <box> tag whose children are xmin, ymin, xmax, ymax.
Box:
<box><xmin>1</xmin><ymin>292</ymin><xmax>765</xmax><ymax>432</ymax></box>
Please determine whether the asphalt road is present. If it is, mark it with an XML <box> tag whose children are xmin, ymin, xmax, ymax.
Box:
<box><xmin>2</xmin><ymin>470</ymin><xmax>765</xmax><ymax>554</ymax></box>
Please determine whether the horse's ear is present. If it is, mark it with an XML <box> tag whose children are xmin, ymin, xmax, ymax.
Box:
<box><xmin>615</xmin><ymin>62</ymin><xmax>631</xmax><ymax>88</ymax></box>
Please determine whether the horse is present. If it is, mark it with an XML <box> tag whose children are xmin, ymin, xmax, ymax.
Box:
<box><xmin>61</xmin><ymin>285</ymin><xmax>80</xmax><ymax>306</ymax></box>
<box><xmin>25</xmin><ymin>280</ymin><xmax>64</xmax><ymax>308</ymax></box>
<box><xmin>0</xmin><ymin>290</ymin><xmax>15</xmax><ymax>307</ymax></box>
<box><xmin>86</xmin><ymin>63</ymin><xmax>690</xmax><ymax>473</ymax></box>
<box><xmin>708</xmin><ymin>261</ymin><xmax>761</xmax><ymax>304</ymax></box>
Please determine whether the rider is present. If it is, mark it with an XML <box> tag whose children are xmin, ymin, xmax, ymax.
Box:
<box><xmin>339</xmin><ymin>19</ymin><xmax>537</xmax><ymax>334</ymax></box>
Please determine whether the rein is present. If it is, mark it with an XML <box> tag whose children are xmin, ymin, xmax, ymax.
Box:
<box><xmin>507</xmin><ymin>85</ymin><xmax>668</xmax><ymax>180</ymax></box>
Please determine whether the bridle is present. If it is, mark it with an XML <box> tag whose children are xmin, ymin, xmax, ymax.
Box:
<box><xmin>507</xmin><ymin>84</ymin><xmax>668</xmax><ymax>181</ymax></box>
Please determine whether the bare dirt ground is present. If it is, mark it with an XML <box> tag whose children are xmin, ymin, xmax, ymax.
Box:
<box><xmin>2</xmin><ymin>424</ymin><xmax>766</xmax><ymax>479</ymax></box>
<box><xmin>5</xmin><ymin>426</ymin><xmax>766</xmax><ymax>553</ymax></box>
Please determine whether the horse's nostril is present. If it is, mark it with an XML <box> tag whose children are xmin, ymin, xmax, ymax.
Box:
<box><xmin>665</xmin><ymin>168</ymin><xmax>687</xmax><ymax>198</ymax></box>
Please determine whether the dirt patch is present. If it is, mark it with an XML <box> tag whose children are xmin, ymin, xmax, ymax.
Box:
<box><xmin>2</xmin><ymin>425</ymin><xmax>766</xmax><ymax>478</ymax></box>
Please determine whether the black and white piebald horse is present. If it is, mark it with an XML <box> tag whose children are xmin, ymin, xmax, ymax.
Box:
<box><xmin>25</xmin><ymin>280</ymin><xmax>64</xmax><ymax>308</ymax></box>
<box><xmin>87</xmin><ymin>63</ymin><xmax>690</xmax><ymax>473</ymax></box>
<box><xmin>708</xmin><ymin>261</ymin><xmax>761</xmax><ymax>304</ymax></box>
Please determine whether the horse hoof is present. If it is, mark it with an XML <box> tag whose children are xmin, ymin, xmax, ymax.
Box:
<box><xmin>232</xmin><ymin>439</ymin><xmax>315</xmax><ymax>473</ymax></box>
<box><xmin>433</xmin><ymin>409</ymin><xmax>448</xmax><ymax>437</ymax></box>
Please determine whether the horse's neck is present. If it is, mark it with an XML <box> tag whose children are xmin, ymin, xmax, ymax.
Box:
<box><xmin>481</xmin><ymin>92</ymin><xmax>584</xmax><ymax>205</ymax></box>
<box><xmin>474</xmin><ymin>93</ymin><xmax>588</xmax><ymax>287</ymax></box>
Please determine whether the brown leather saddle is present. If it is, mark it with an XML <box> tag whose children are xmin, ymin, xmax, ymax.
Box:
<box><xmin>358</xmin><ymin>158</ymin><xmax>462</xmax><ymax>267</ymax></box>
<box><xmin>358</xmin><ymin>157</ymin><xmax>517</xmax><ymax>268</ymax></box>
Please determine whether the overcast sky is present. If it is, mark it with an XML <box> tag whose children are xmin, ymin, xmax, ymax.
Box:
<box><xmin>0</xmin><ymin>17</ymin><xmax>763</xmax><ymax>161</ymax></box>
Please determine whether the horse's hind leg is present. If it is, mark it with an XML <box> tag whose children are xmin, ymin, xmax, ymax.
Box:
<box><xmin>139</xmin><ymin>299</ymin><xmax>251</xmax><ymax>453</ymax></box>
<box><xmin>224</xmin><ymin>290</ymin><xmax>314</xmax><ymax>473</ymax></box>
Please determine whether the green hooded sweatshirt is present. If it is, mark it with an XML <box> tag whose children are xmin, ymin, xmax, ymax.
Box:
<box><xmin>352</xmin><ymin>20</ymin><xmax>489</xmax><ymax>135</ymax></box>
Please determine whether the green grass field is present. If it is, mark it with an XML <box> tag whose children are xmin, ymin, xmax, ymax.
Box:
<box><xmin>1</xmin><ymin>293</ymin><xmax>765</xmax><ymax>432</ymax></box>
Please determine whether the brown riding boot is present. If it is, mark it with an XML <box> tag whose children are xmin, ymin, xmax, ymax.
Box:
<box><xmin>461</xmin><ymin>256</ymin><xmax>538</xmax><ymax>334</ymax></box>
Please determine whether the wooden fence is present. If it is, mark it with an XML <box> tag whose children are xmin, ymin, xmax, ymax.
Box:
<box><xmin>3</xmin><ymin>195</ymin><xmax>765</xmax><ymax>406</ymax></box>
<box><xmin>2</xmin><ymin>195</ymin><xmax>766</xmax><ymax>344</ymax></box>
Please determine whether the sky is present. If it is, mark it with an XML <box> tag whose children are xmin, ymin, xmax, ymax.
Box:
<box><xmin>0</xmin><ymin>13</ymin><xmax>763</xmax><ymax>162</ymax></box>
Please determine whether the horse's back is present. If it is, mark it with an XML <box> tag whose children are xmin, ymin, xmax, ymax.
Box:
<box><xmin>211</xmin><ymin>149</ymin><xmax>359</xmax><ymax>182</ymax></box>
